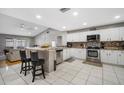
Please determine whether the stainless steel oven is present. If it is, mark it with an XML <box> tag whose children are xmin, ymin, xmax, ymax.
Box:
<box><xmin>87</xmin><ymin>49</ymin><xmax>100</xmax><ymax>60</ymax></box>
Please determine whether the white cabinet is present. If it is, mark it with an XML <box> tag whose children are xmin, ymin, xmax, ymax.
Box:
<box><xmin>101</xmin><ymin>50</ymin><xmax>118</xmax><ymax>64</ymax></box>
<box><xmin>67</xmin><ymin>32</ymin><xmax>87</xmax><ymax>42</ymax></box>
<box><xmin>63</xmin><ymin>48</ymin><xmax>86</xmax><ymax>60</ymax></box>
<box><xmin>67</xmin><ymin>27</ymin><xmax>124</xmax><ymax>42</ymax></box>
<box><xmin>63</xmin><ymin>48</ymin><xmax>72</xmax><ymax>60</ymax></box>
<box><xmin>81</xmin><ymin>49</ymin><xmax>86</xmax><ymax>60</ymax></box>
<box><xmin>117</xmin><ymin>51</ymin><xmax>124</xmax><ymax>65</ymax></box>
<box><xmin>100</xmin><ymin>29</ymin><xmax>114</xmax><ymax>41</ymax></box>
<box><xmin>70</xmin><ymin>48</ymin><xmax>86</xmax><ymax>59</ymax></box>
<box><xmin>119</xmin><ymin>27</ymin><xmax>124</xmax><ymax>41</ymax></box>
<box><xmin>108</xmin><ymin>50</ymin><xmax>118</xmax><ymax>64</ymax></box>
<box><xmin>79</xmin><ymin>32</ymin><xmax>87</xmax><ymax>42</ymax></box>
<box><xmin>67</xmin><ymin>33</ymin><xmax>73</xmax><ymax>42</ymax></box>
<box><xmin>101</xmin><ymin>50</ymin><xmax>108</xmax><ymax>63</ymax></box>
<box><xmin>100</xmin><ymin>27</ymin><xmax>124</xmax><ymax>41</ymax></box>
<box><xmin>63</xmin><ymin>49</ymin><xmax>67</xmax><ymax>60</ymax></box>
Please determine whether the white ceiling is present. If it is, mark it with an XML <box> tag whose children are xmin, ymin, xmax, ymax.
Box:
<box><xmin>0</xmin><ymin>13</ymin><xmax>48</xmax><ymax>36</ymax></box>
<box><xmin>0</xmin><ymin>8</ymin><xmax>124</xmax><ymax>32</ymax></box>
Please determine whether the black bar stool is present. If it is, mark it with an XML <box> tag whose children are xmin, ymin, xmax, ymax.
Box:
<box><xmin>20</xmin><ymin>50</ymin><xmax>32</xmax><ymax>76</ymax></box>
<box><xmin>30</xmin><ymin>51</ymin><xmax>45</xmax><ymax>82</ymax></box>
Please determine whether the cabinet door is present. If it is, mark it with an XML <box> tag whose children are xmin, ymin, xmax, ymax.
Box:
<box><xmin>67</xmin><ymin>34</ymin><xmax>73</xmax><ymax>42</ymax></box>
<box><xmin>119</xmin><ymin>27</ymin><xmax>124</xmax><ymax>41</ymax></box>
<box><xmin>118</xmin><ymin>51</ymin><xmax>124</xmax><ymax>65</ymax></box>
<box><xmin>108</xmin><ymin>51</ymin><xmax>118</xmax><ymax>64</ymax></box>
<box><xmin>72</xmin><ymin>48</ymin><xmax>76</xmax><ymax>57</ymax></box>
<box><xmin>79</xmin><ymin>32</ymin><xmax>87</xmax><ymax>42</ymax></box>
<box><xmin>76</xmin><ymin>49</ymin><xmax>82</xmax><ymax>59</ymax></box>
<box><xmin>63</xmin><ymin>49</ymin><xmax>67</xmax><ymax>60</ymax></box>
<box><xmin>109</xmin><ymin>28</ymin><xmax>119</xmax><ymax>41</ymax></box>
<box><xmin>101</xmin><ymin>50</ymin><xmax>109</xmax><ymax>63</ymax></box>
<box><xmin>100</xmin><ymin>29</ymin><xmax>110</xmax><ymax>41</ymax></box>
<box><xmin>66</xmin><ymin>49</ymin><xmax>70</xmax><ymax>59</ymax></box>
<box><xmin>82</xmin><ymin>49</ymin><xmax>86</xmax><ymax>60</ymax></box>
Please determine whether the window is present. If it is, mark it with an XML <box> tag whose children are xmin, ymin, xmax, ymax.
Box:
<box><xmin>5</xmin><ymin>38</ymin><xmax>14</xmax><ymax>47</ymax></box>
<box><xmin>5</xmin><ymin>38</ymin><xmax>26</xmax><ymax>48</ymax></box>
<box><xmin>16</xmin><ymin>39</ymin><xmax>26</xmax><ymax>48</ymax></box>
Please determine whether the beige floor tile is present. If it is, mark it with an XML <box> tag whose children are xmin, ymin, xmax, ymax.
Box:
<box><xmin>75</xmin><ymin>72</ymin><xmax>89</xmax><ymax>80</ymax></box>
<box><xmin>61</xmin><ymin>73</ymin><xmax>75</xmax><ymax>82</ymax></box>
<box><xmin>71</xmin><ymin>77</ymin><xmax>86</xmax><ymax>85</ymax></box>
<box><xmin>30</xmin><ymin>80</ymin><xmax>50</xmax><ymax>85</ymax></box>
<box><xmin>87</xmin><ymin>75</ymin><xmax>102</xmax><ymax>85</ymax></box>
<box><xmin>5</xmin><ymin>78</ymin><xmax>26</xmax><ymax>85</ymax></box>
<box><xmin>52</xmin><ymin>78</ymin><xmax>70</xmax><ymax>85</ymax></box>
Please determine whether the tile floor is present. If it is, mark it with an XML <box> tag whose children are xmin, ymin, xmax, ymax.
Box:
<box><xmin>0</xmin><ymin>59</ymin><xmax>124</xmax><ymax>85</ymax></box>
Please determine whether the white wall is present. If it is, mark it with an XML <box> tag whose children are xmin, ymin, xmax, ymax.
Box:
<box><xmin>35</xmin><ymin>29</ymin><xmax>67</xmax><ymax>46</ymax></box>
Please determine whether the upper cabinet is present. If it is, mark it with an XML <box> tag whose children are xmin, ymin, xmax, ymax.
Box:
<box><xmin>100</xmin><ymin>27</ymin><xmax>124</xmax><ymax>41</ymax></box>
<box><xmin>100</xmin><ymin>28</ymin><xmax>119</xmax><ymax>41</ymax></box>
<box><xmin>67</xmin><ymin>32</ymin><xmax>87</xmax><ymax>42</ymax></box>
<box><xmin>78</xmin><ymin>32</ymin><xmax>87</xmax><ymax>42</ymax></box>
<box><xmin>119</xmin><ymin>27</ymin><xmax>124</xmax><ymax>41</ymax></box>
<box><xmin>67</xmin><ymin>27</ymin><xmax>124</xmax><ymax>42</ymax></box>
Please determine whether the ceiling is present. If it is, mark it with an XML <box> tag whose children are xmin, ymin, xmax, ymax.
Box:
<box><xmin>0</xmin><ymin>8</ymin><xmax>124</xmax><ymax>33</ymax></box>
<box><xmin>0</xmin><ymin>13</ymin><xmax>48</xmax><ymax>36</ymax></box>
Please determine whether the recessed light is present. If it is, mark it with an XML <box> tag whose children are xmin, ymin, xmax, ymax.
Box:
<box><xmin>28</xmin><ymin>32</ymin><xmax>31</xmax><ymax>35</ymax></box>
<box><xmin>34</xmin><ymin>26</ymin><xmax>38</xmax><ymax>30</ymax></box>
<box><xmin>62</xmin><ymin>26</ymin><xmax>66</xmax><ymax>29</ymax></box>
<box><xmin>83</xmin><ymin>22</ymin><xmax>87</xmax><ymax>26</ymax></box>
<box><xmin>114</xmin><ymin>15</ymin><xmax>120</xmax><ymax>19</ymax></box>
<box><xmin>73</xmin><ymin>12</ymin><xmax>79</xmax><ymax>16</ymax></box>
<box><xmin>36</xmin><ymin>14</ymin><xmax>42</xmax><ymax>19</ymax></box>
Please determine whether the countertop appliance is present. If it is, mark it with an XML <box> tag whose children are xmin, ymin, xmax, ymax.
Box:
<box><xmin>87</xmin><ymin>34</ymin><xmax>100</xmax><ymax>42</ymax></box>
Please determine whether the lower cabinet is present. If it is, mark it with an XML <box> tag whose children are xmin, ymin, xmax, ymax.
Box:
<box><xmin>101</xmin><ymin>50</ymin><xmax>124</xmax><ymax>65</ymax></box>
<box><xmin>63</xmin><ymin>48</ymin><xmax>71</xmax><ymax>60</ymax></box>
<box><xmin>117</xmin><ymin>51</ymin><xmax>124</xmax><ymax>65</ymax></box>
<box><xmin>63</xmin><ymin>48</ymin><xmax>86</xmax><ymax>61</ymax></box>
<box><xmin>64</xmin><ymin>49</ymin><xmax>124</xmax><ymax>66</ymax></box>
<box><xmin>63</xmin><ymin>49</ymin><xmax>67</xmax><ymax>60</ymax></box>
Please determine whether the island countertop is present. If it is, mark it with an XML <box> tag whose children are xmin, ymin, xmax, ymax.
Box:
<box><xmin>26</xmin><ymin>47</ymin><xmax>56</xmax><ymax>73</ymax></box>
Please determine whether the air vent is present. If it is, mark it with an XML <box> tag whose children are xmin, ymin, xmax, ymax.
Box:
<box><xmin>89</xmin><ymin>28</ymin><xmax>97</xmax><ymax>31</ymax></box>
<box><xmin>60</xmin><ymin>8</ymin><xmax>71</xmax><ymax>13</ymax></box>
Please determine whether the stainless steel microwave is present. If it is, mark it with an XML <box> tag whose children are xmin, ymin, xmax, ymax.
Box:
<box><xmin>87</xmin><ymin>34</ymin><xmax>100</xmax><ymax>42</ymax></box>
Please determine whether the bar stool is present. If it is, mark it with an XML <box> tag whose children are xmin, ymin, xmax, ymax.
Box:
<box><xmin>20</xmin><ymin>50</ymin><xmax>32</xmax><ymax>76</ymax></box>
<box><xmin>30</xmin><ymin>51</ymin><xmax>45</xmax><ymax>82</ymax></box>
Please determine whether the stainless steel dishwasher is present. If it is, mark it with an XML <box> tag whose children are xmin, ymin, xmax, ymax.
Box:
<box><xmin>56</xmin><ymin>49</ymin><xmax>63</xmax><ymax>64</ymax></box>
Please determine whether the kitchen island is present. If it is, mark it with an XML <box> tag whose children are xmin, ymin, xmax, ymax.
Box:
<box><xmin>26</xmin><ymin>47</ymin><xmax>56</xmax><ymax>73</ymax></box>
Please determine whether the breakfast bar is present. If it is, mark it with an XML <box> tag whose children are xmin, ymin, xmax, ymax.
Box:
<box><xmin>26</xmin><ymin>47</ymin><xmax>56</xmax><ymax>73</ymax></box>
